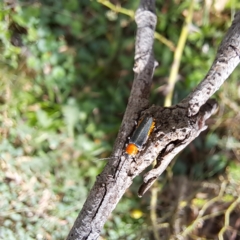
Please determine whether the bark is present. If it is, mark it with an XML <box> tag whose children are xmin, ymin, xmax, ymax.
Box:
<box><xmin>66</xmin><ymin>1</ymin><xmax>240</xmax><ymax>239</ymax></box>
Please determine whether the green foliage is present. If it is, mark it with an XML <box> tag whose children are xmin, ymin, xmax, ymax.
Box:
<box><xmin>0</xmin><ymin>0</ymin><xmax>239</xmax><ymax>239</ymax></box>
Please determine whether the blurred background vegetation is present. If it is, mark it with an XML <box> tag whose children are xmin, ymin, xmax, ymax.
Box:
<box><xmin>1</xmin><ymin>0</ymin><xmax>240</xmax><ymax>239</ymax></box>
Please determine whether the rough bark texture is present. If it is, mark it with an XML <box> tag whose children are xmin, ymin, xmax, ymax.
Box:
<box><xmin>66</xmin><ymin>2</ymin><xmax>240</xmax><ymax>239</ymax></box>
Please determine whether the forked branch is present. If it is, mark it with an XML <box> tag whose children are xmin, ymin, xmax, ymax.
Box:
<box><xmin>67</xmin><ymin>1</ymin><xmax>240</xmax><ymax>238</ymax></box>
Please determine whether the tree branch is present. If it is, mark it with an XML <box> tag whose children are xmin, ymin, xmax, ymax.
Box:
<box><xmin>67</xmin><ymin>0</ymin><xmax>157</xmax><ymax>239</ymax></box>
<box><xmin>66</xmin><ymin>4</ymin><xmax>240</xmax><ymax>239</ymax></box>
<box><xmin>179</xmin><ymin>12</ymin><xmax>240</xmax><ymax>116</ymax></box>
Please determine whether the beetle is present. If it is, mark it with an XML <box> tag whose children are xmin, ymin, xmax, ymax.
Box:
<box><xmin>125</xmin><ymin>116</ymin><xmax>155</xmax><ymax>156</ymax></box>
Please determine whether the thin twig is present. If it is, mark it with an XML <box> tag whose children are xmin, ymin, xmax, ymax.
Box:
<box><xmin>97</xmin><ymin>0</ymin><xmax>135</xmax><ymax>18</ymax></box>
<box><xmin>97</xmin><ymin>0</ymin><xmax>175</xmax><ymax>51</ymax></box>
<box><xmin>150</xmin><ymin>185</ymin><xmax>161</xmax><ymax>240</ymax></box>
<box><xmin>164</xmin><ymin>0</ymin><xmax>194</xmax><ymax>107</ymax></box>
<box><xmin>179</xmin><ymin>180</ymin><xmax>227</xmax><ymax>238</ymax></box>
<box><xmin>218</xmin><ymin>195</ymin><xmax>240</xmax><ymax>240</ymax></box>
<box><xmin>154</xmin><ymin>32</ymin><xmax>175</xmax><ymax>51</ymax></box>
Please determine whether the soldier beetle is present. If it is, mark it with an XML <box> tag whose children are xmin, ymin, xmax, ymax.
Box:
<box><xmin>125</xmin><ymin>116</ymin><xmax>155</xmax><ymax>156</ymax></box>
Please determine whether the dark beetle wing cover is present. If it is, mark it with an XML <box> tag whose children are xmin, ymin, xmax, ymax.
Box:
<box><xmin>129</xmin><ymin>117</ymin><xmax>153</xmax><ymax>149</ymax></box>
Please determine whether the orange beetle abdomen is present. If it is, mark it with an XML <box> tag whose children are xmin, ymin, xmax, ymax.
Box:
<box><xmin>125</xmin><ymin>143</ymin><xmax>138</xmax><ymax>156</ymax></box>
